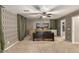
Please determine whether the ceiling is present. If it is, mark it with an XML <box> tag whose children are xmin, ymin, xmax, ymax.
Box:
<box><xmin>3</xmin><ymin>5</ymin><xmax>79</xmax><ymax>19</ymax></box>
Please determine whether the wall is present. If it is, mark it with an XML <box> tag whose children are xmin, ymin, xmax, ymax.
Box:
<box><xmin>27</xmin><ymin>18</ymin><xmax>50</xmax><ymax>30</ymax></box>
<box><xmin>1</xmin><ymin>8</ymin><xmax>18</xmax><ymax>49</ymax></box>
<box><xmin>58</xmin><ymin>10</ymin><xmax>79</xmax><ymax>42</ymax></box>
<box><xmin>66</xmin><ymin>17</ymin><xmax>72</xmax><ymax>41</ymax></box>
<box><xmin>57</xmin><ymin>15</ymin><xmax>73</xmax><ymax>42</ymax></box>
<box><xmin>50</xmin><ymin>20</ymin><xmax>58</xmax><ymax>29</ymax></box>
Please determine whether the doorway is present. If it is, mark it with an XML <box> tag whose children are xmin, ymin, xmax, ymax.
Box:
<box><xmin>17</xmin><ymin>14</ymin><xmax>27</xmax><ymax>41</ymax></box>
<box><xmin>60</xmin><ymin>19</ymin><xmax>66</xmax><ymax>39</ymax></box>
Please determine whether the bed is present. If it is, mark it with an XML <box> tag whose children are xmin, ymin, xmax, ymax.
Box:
<box><xmin>33</xmin><ymin>31</ymin><xmax>54</xmax><ymax>41</ymax></box>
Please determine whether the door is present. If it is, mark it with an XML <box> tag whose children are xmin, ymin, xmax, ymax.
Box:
<box><xmin>72</xmin><ymin>16</ymin><xmax>79</xmax><ymax>43</ymax></box>
<box><xmin>0</xmin><ymin>8</ymin><xmax>2</xmax><ymax>52</ymax></box>
<box><xmin>61</xmin><ymin>19</ymin><xmax>66</xmax><ymax>39</ymax></box>
<box><xmin>17</xmin><ymin>14</ymin><xmax>27</xmax><ymax>41</ymax></box>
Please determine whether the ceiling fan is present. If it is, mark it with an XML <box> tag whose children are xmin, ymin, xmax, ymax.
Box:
<box><xmin>24</xmin><ymin>5</ymin><xmax>66</xmax><ymax>18</ymax></box>
<box><xmin>41</xmin><ymin>12</ymin><xmax>53</xmax><ymax>17</ymax></box>
<box><xmin>25</xmin><ymin>11</ymin><xmax>56</xmax><ymax>18</ymax></box>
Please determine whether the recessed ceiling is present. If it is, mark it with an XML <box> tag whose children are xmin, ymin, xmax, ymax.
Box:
<box><xmin>3</xmin><ymin>5</ymin><xmax>79</xmax><ymax>19</ymax></box>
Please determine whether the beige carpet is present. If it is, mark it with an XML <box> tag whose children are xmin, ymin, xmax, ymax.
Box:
<box><xmin>4</xmin><ymin>36</ymin><xmax>79</xmax><ymax>53</ymax></box>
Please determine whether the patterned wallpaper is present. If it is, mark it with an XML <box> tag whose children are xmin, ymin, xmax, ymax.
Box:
<box><xmin>65</xmin><ymin>17</ymin><xmax>72</xmax><ymax>41</ymax></box>
<box><xmin>1</xmin><ymin>8</ymin><xmax>18</xmax><ymax>49</ymax></box>
<box><xmin>57</xmin><ymin>18</ymin><xmax>72</xmax><ymax>41</ymax></box>
<box><xmin>50</xmin><ymin>20</ymin><xmax>58</xmax><ymax>29</ymax></box>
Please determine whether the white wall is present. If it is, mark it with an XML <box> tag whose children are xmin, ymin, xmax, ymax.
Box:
<box><xmin>1</xmin><ymin>8</ymin><xmax>18</xmax><ymax>49</ymax></box>
<box><xmin>72</xmin><ymin>16</ymin><xmax>79</xmax><ymax>43</ymax></box>
<box><xmin>27</xmin><ymin>18</ymin><xmax>50</xmax><ymax>30</ymax></box>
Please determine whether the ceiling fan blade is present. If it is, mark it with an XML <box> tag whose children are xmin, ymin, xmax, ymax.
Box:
<box><xmin>33</xmin><ymin>5</ymin><xmax>41</xmax><ymax>11</ymax></box>
<box><xmin>49</xmin><ymin>5</ymin><xmax>69</xmax><ymax>12</ymax></box>
<box><xmin>25</xmin><ymin>13</ymin><xmax>42</xmax><ymax>15</ymax></box>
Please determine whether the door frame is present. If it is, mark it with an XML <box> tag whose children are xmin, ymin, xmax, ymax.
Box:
<box><xmin>0</xmin><ymin>7</ymin><xmax>5</xmax><ymax>52</ymax></box>
<box><xmin>17</xmin><ymin>14</ymin><xmax>27</xmax><ymax>41</ymax></box>
<box><xmin>60</xmin><ymin>19</ymin><xmax>66</xmax><ymax>39</ymax></box>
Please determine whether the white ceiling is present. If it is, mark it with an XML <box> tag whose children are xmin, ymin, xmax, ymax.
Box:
<box><xmin>3</xmin><ymin>5</ymin><xmax>79</xmax><ymax>19</ymax></box>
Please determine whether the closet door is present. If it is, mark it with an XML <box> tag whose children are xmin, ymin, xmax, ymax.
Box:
<box><xmin>21</xmin><ymin>16</ymin><xmax>25</xmax><ymax>40</ymax></box>
<box><xmin>17</xmin><ymin>14</ymin><xmax>27</xmax><ymax>41</ymax></box>
<box><xmin>17</xmin><ymin>14</ymin><xmax>22</xmax><ymax>41</ymax></box>
<box><xmin>72</xmin><ymin>16</ymin><xmax>79</xmax><ymax>43</ymax></box>
<box><xmin>24</xmin><ymin>18</ymin><xmax>27</xmax><ymax>36</ymax></box>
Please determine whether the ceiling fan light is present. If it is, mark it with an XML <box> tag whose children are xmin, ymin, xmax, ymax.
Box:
<box><xmin>24</xmin><ymin>10</ymin><xmax>29</xmax><ymax>12</ymax></box>
<box><xmin>43</xmin><ymin>12</ymin><xmax>46</xmax><ymax>14</ymax></box>
<box><xmin>47</xmin><ymin>14</ymin><xmax>52</xmax><ymax>15</ymax></box>
<box><xmin>47</xmin><ymin>15</ymin><xmax>51</xmax><ymax>17</ymax></box>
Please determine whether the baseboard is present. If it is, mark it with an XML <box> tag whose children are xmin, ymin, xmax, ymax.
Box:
<box><xmin>72</xmin><ymin>42</ymin><xmax>79</xmax><ymax>44</ymax></box>
<box><xmin>4</xmin><ymin>41</ymin><xmax>19</xmax><ymax>51</ymax></box>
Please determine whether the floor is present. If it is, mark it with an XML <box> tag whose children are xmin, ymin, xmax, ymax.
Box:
<box><xmin>4</xmin><ymin>35</ymin><xmax>79</xmax><ymax>53</ymax></box>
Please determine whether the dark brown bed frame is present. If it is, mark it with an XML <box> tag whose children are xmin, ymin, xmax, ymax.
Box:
<box><xmin>33</xmin><ymin>31</ymin><xmax>54</xmax><ymax>41</ymax></box>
